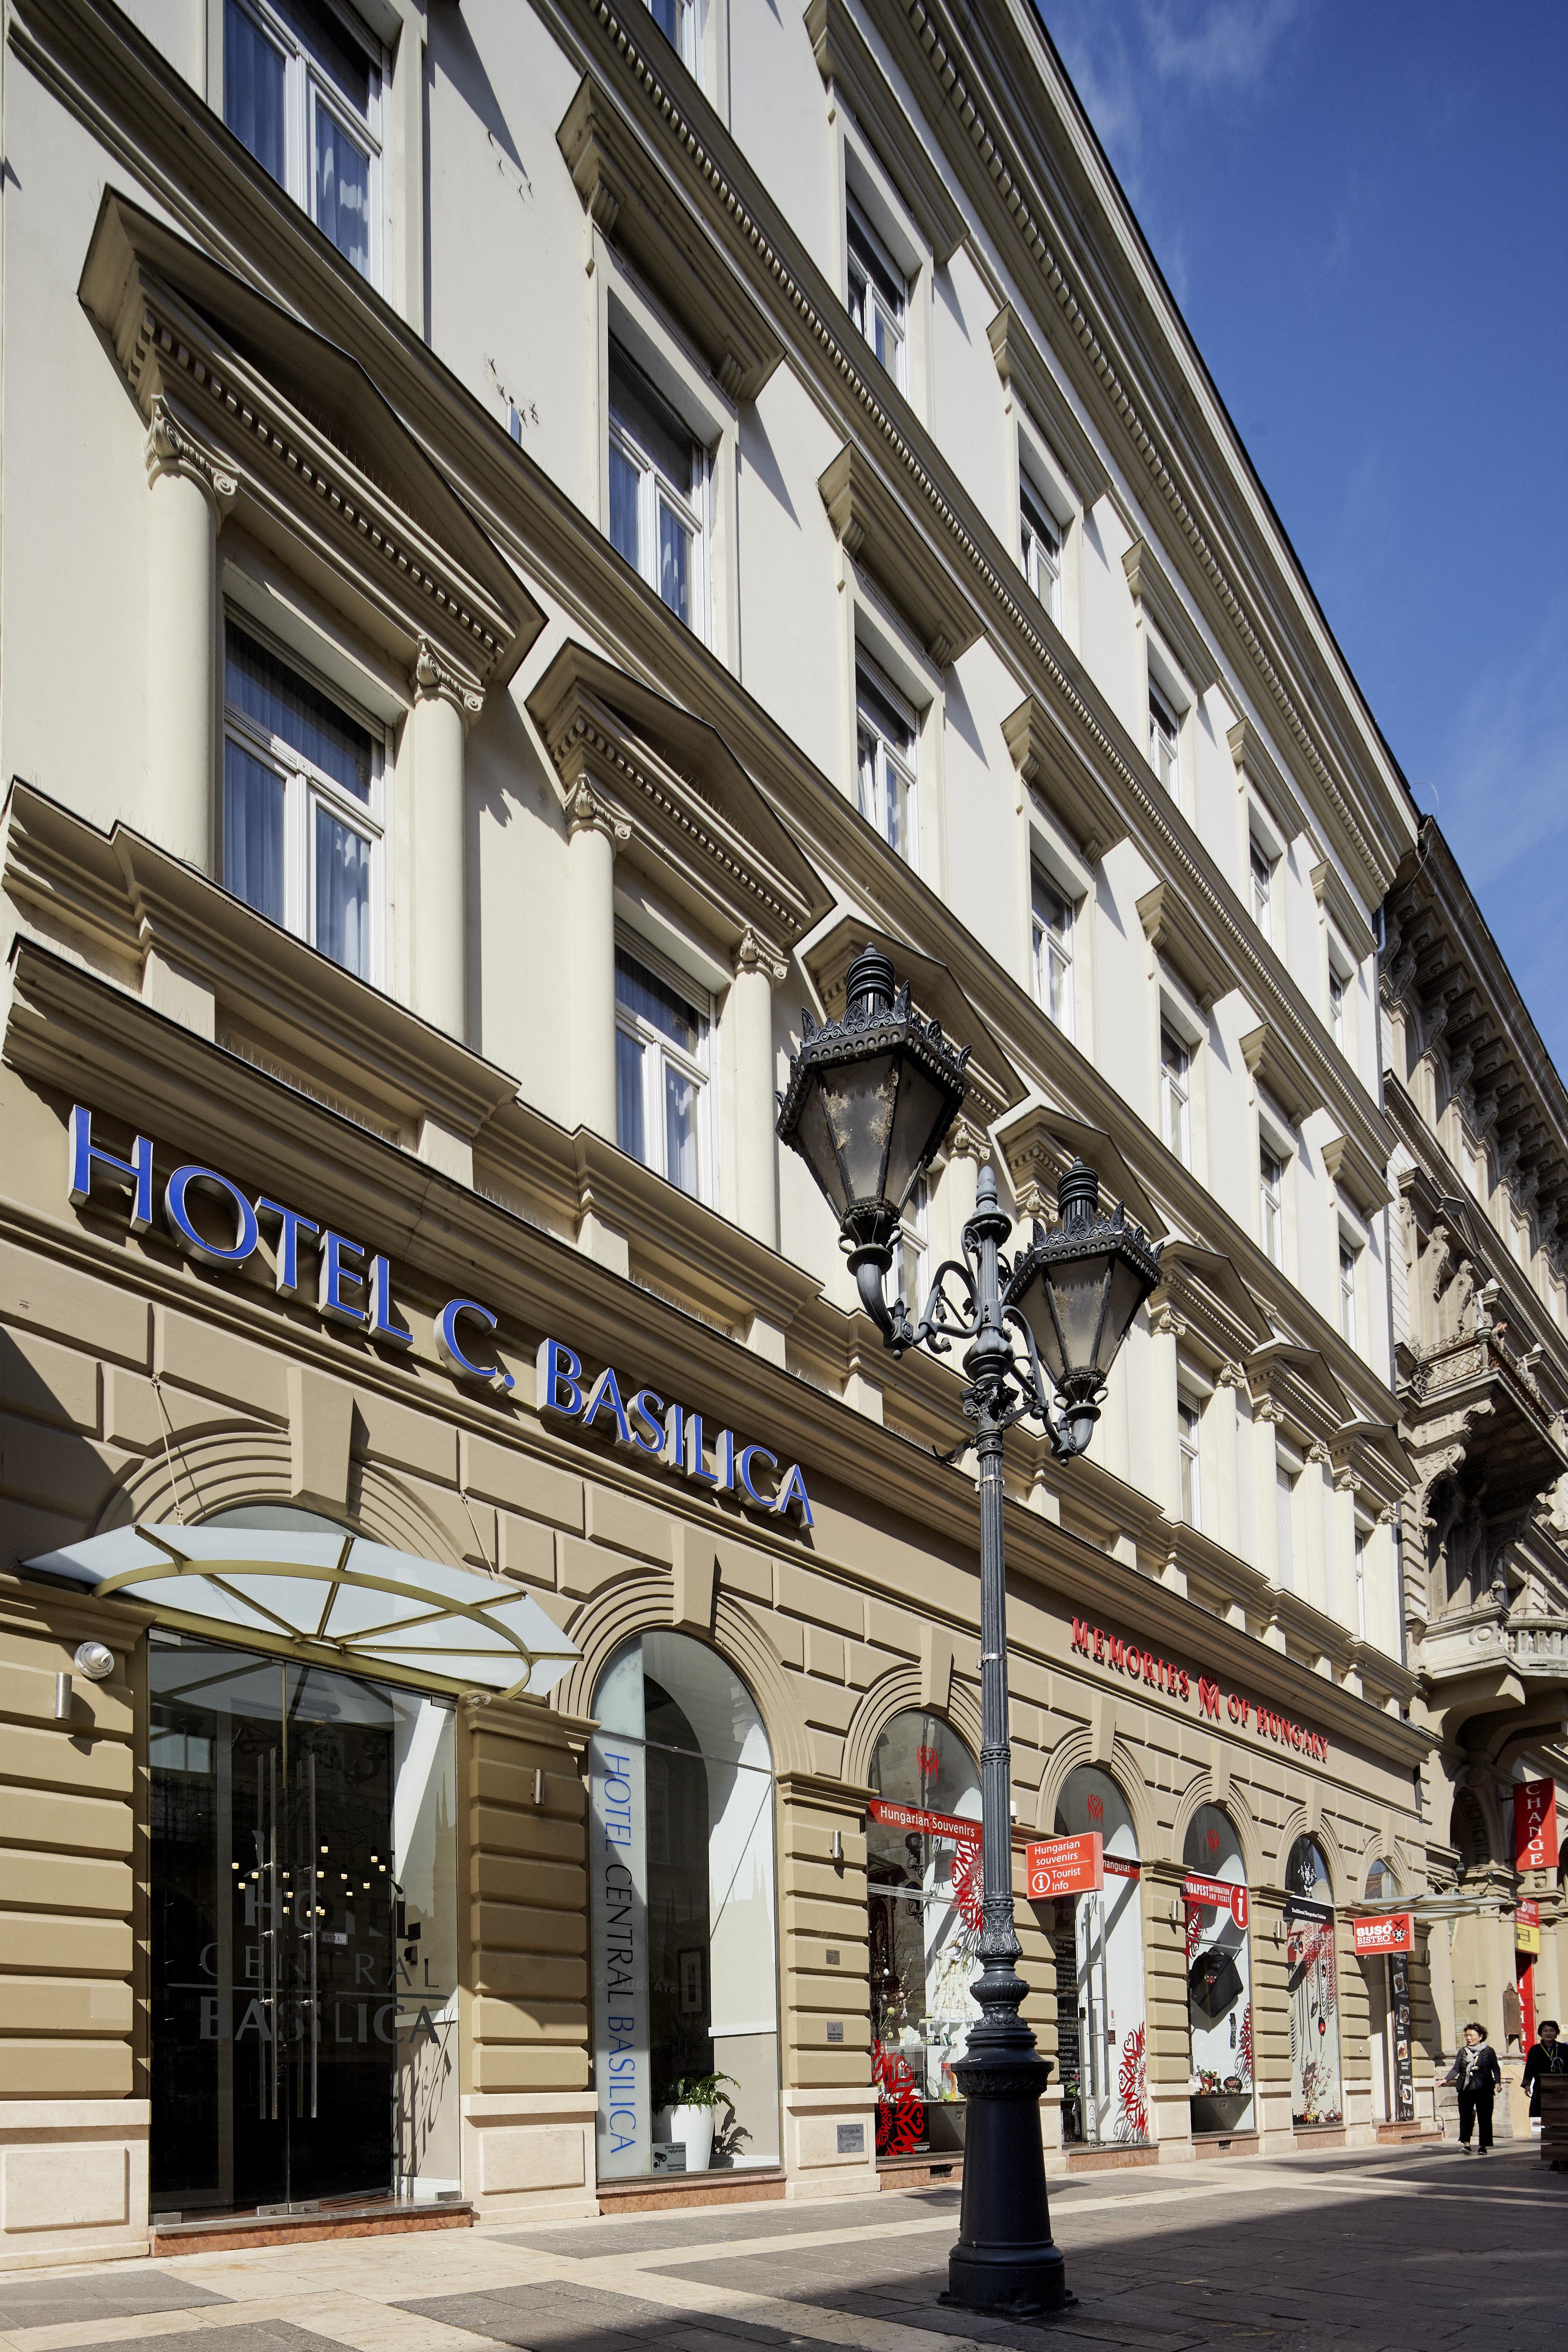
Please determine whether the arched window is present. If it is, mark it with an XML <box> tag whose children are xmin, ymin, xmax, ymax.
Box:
<box><xmin>1284</xmin><ymin>1835</ymin><xmax>1341</xmax><ymax>2127</ymax></box>
<box><xmin>866</xmin><ymin>1710</ymin><xmax>981</xmax><ymax>2157</ymax></box>
<box><xmin>1365</xmin><ymin>1855</ymin><xmax>1401</xmax><ymax>1903</ymax></box>
<box><xmin>1052</xmin><ymin>1767</ymin><xmax>1147</xmax><ymax>2147</ymax></box>
<box><xmin>588</xmin><ymin>1632</ymin><xmax>777</xmax><ymax>2182</ymax></box>
<box><xmin>1183</xmin><ymin>1805</ymin><xmax>1252</xmax><ymax>2138</ymax></box>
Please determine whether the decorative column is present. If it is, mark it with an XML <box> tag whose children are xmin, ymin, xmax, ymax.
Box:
<box><xmin>1212</xmin><ymin>1362</ymin><xmax>1246</xmax><ymax>1565</ymax></box>
<box><xmin>731</xmin><ymin>929</ymin><xmax>786</xmax><ymax>1251</ymax></box>
<box><xmin>565</xmin><ymin>780</ymin><xmax>624</xmax><ymax>1140</ymax></box>
<box><xmin>943</xmin><ymin>1119</ymin><xmax>991</xmax><ymax>1239</ymax></box>
<box><xmin>1254</xmin><ymin>1396</ymin><xmax>1286</xmax><ymax>1643</ymax></box>
<box><xmin>409</xmin><ymin>642</ymin><xmax>482</xmax><ymax>1043</ymax></box>
<box><xmin>145</xmin><ymin>399</ymin><xmax>234</xmax><ymax>870</ymax></box>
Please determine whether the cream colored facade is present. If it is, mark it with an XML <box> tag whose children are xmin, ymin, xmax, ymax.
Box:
<box><xmin>0</xmin><ymin>0</ymin><xmax>1468</xmax><ymax>2269</ymax></box>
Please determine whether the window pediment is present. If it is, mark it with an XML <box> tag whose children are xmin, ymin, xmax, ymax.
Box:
<box><xmin>79</xmin><ymin>193</ymin><xmax>540</xmax><ymax>697</ymax></box>
<box><xmin>987</xmin><ymin>306</ymin><xmax>1110</xmax><ymax>511</ymax></box>
<box><xmin>527</xmin><ymin>641</ymin><xmax>832</xmax><ymax>961</ymax></box>
<box><xmin>557</xmin><ymin>77</ymin><xmax>784</xmax><ymax>403</ymax></box>
<box><xmin>1320</xmin><ymin>1131</ymin><xmax>1393</xmax><ymax>1218</ymax></box>
<box><xmin>1137</xmin><ymin>881</ymin><xmax>1229</xmax><ymax>1018</ymax></box>
<box><xmin>1240</xmin><ymin>1022</ymin><xmax>1323</xmax><ymax>1131</ymax></box>
<box><xmin>819</xmin><ymin>442</ymin><xmax>980</xmax><ymax>669</ymax></box>
<box><xmin>1002</xmin><ymin>695</ymin><xmax>1127</xmax><ymax>866</ymax></box>
<box><xmin>1123</xmin><ymin>538</ymin><xmax>1219</xmax><ymax>696</ymax></box>
<box><xmin>996</xmin><ymin>1103</ymin><xmax>1165</xmax><ymax>1237</ymax></box>
<box><xmin>1154</xmin><ymin>1240</ymin><xmax>1272</xmax><ymax>1360</ymax></box>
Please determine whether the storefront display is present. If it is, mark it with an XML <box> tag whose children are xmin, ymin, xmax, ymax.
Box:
<box><xmin>1183</xmin><ymin>1807</ymin><xmax>1252</xmax><ymax>2136</ymax></box>
<box><xmin>1053</xmin><ymin>1767</ymin><xmax>1147</xmax><ymax>2145</ymax></box>
<box><xmin>1284</xmin><ymin>1834</ymin><xmax>1343</xmax><ymax>2126</ymax></box>
<box><xmin>144</xmin><ymin>1510</ymin><xmax>460</xmax><ymax>2220</ymax></box>
<box><xmin>589</xmin><ymin>1631</ymin><xmax>779</xmax><ymax>2180</ymax></box>
<box><xmin>867</xmin><ymin>1712</ymin><xmax>982</xmax><ymax>2155</ymax></box>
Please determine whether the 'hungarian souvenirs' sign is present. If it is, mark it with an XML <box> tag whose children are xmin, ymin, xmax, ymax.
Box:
<box><xmin>1025</xmin><ymin>1831</ymin><xmax>1103</xmax><ymax>1900</ymax></box>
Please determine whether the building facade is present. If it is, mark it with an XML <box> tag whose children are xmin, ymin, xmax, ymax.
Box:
<box><xmin>1383</xmin><ymin>820</ymin><xmax>1568</xmax><ymax>2132</ymax></box>
<box><xmin>0</xmin><ymin>0</ymin><xmax>1509</xmax><ymax>2266</ymax></box>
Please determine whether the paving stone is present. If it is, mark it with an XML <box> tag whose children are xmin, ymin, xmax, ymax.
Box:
<box><xmin>0</xmin><ymin>2268</ymin><xmax>232</xmax><ymax>2330</ymax></box>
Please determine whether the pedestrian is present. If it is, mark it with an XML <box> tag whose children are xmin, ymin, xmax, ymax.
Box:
<box><xmin>1446</xmin><ymin>2022</ymin><xmax>1502</xmax><ymax>2154</ymax></box>
<box><xmin>1522</xmin><ymin>2018</ymin><xmax>1566</xmax><ymax>2130</ymax></box>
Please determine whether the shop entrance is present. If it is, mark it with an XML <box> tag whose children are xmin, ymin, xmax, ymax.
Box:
<box><xmin>1054</xmin><ymin>1768</ymin><xmax>1147</xmax><ymax>2146</ymax></box>
<box><xmin>1183</xmin><ymin>1806</ymin><xmax>1253</xmax><ymax>2137</ymax></box>
<box><xmin>1284</xmin><ymin>1834</ymin><xmax>1343</xmax><ymax>2126</ymax></box>
<box><xmin>149</xmin><ymin>1635</ymin><xmax>458</xmax><ymax>2221</ymax></box>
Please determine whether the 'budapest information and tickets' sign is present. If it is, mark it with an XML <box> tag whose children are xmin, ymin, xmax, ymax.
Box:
<box><xmin>1025</xmin><ymin>1831</ymin><xmax>1103</xmax><ymax>1899</ymax></box>
<box><xmin>1182</xmin><ymin>1874</ymin><xmax>1249</xmax><ymax>1931</ymax></box>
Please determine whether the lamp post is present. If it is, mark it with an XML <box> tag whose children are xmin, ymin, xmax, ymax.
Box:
<box><xmin>777</xmin><ymin>946</ymin><xmax>1161</xmax><ymax>2317</ymax></box>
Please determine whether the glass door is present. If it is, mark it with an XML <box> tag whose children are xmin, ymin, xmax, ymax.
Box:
<box><xmin>149</xmin><ymin>1639</ymin><xmax>457</xmax><ymax>2220</ymax></box>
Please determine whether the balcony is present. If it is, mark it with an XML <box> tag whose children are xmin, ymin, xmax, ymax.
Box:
<box><xmin>1404</xmin><ymin>1331</ymin><xmax>1568</xmax><ymax>1522</ymax></box>
<box><xmin>1420</xmin><ymin>1605</ymin><xmax>1568</xmax><ymax>1752</ymax></box>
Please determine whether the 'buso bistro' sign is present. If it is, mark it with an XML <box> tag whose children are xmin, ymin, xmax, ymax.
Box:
<box><xmin>65</xmin><ymin>1105</ymin><xmax>813</xmax><ymax>1524</ymax></box>
<box><xmin>1070</xmin><ymin>1615</ymin><xmax>1329</xmax><ymax>1763</ymax></box>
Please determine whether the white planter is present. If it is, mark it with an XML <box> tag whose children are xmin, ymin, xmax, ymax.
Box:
<box><xmin>671</xmin><ymin>2103</ymin><xmax>715</xmax><ymax>2172</ymax></box>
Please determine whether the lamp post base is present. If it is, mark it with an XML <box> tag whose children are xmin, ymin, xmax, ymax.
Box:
<box><xmin>941</xmin><ymin>2038</ymin><xmax>1070</xmax><ymax>2318</ymax></box>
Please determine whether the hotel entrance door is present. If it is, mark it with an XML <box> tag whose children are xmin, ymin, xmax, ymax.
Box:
<box><xmin>149</xmin><ymin>1639</ymin><xmax>458</xmax><ymax>2221</ymax></box>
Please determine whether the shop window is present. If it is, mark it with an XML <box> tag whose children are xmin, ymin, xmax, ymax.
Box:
<box><xmin>148</xmin><ymin>1504</ymin><xmax>458</xmax><ymax>2220</ymax></box>
<box><xmin>614</xmin><ymin>944</ymin><xmax>712</xmax><ymax>1201</ymax></box>
<box><xmin>867</xmin><ymin>1711</ymin><xmax>981</xmax><ymax>2158</ymax></box>
<box><xmin>1021</xmin><ymin>478</ymin><xmax>1062</xmax><ymax>627</ymax></box>
<box><xmin>1183</xmin><ymin>1806</ymin><xmax>1253</xmax><ymax>2138</ymax></box>
<box><xmin>1161</xmin><ymin>1025</ymin><xmax>1192</xmax><ymax>1165</ymax></box>
<box><xmin>847</xmin><ymin>196</ymin><xmax>908</xmax><ymax>390</ymax></box>
<box><xmin>589</xmin><ymin>1633</ymin><xmax>779</xmax><ymax>2182</ymax></box>
<box><xmin>1031</xmin><ymin>870</ymin><xmax>1074</xmax><ymax>1037</ymax></box>
<box><xmin>856</xmin><ymin>656</ymin><xmax>919</xmax><ymax>869</ymax></box>
<box><xmin>225</xmin><ymin>0</ymin><xmax>384</xmax><ymax>284</ymax></box>
<box><xmin>609</xmin><ymin>343</ymin><xmax>708</xmax><ymax>635</ymax></box>
<box><xmin>1284</xmin><ymin>1834</ymin><xmax>1343</xmax><ymax>2126</ymax></box>
<box><xmin>222</xmin><ymin>623</ymin><xmax>384</xmax><ymax>982</ymax></box>
<box><xmin>1053</xmin><ymin>1766</ymin><xmax>1147</xmax><ymax>2147</ymax></box>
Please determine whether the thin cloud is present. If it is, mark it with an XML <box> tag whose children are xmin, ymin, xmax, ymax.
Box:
<box><xmin>1141</xmin><ymin>0</ymin><xmax>1302</xmax><ymax>92</ymax></box>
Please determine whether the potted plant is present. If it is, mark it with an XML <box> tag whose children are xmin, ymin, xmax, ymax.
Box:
<box><xmin>663</xmin><ymin>2073</ymin><xmax>738</xmax><ymax>2174</ymax></box>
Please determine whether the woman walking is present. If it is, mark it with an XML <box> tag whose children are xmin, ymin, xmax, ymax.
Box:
<box><xmin>1522</xmin><ymin>2017</ymin><xmax>1565</xmax><ymax>2131</ymax></box>
<box><xmin>1447</xmin><ymin>2022</ymin><xmax>1502</xmax><ymax>2154</ymax></box>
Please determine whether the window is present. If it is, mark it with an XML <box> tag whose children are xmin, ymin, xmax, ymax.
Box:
<box><xmin>1161</xmin><ymin>1026</ymin><xmax>1191</xmax><ymax>1165</ymax></box>
<box><xmin>1276</xmin><ymin>1461</ymin><xmax>1296</xmax><ymax>1590</ymax></box>
<box><xmin>1249</xmin><ymin>840</ymin><xmax>1275</xmax><ymax>942</ymax></box>
<box><xmin>1328</xmin><ymin>964</ymin><xmax>1347</xmax><ymax>1050</ymax></box>
<box><xmin>1259</xmin><ymin>1145</ymin><xmax>1284</xmax><ymax>1267</ymax></box>
<box><xmin>1177</xmin><ymin>1398</ymin><xmax>1201</xmax><ymax>1530</ymax></box>
<box><xmin>608</xmin><ymin>345</ymin><xmax>706</xmax><ymax>634</ymax></box>
<box><xmin>1031</xmin><ymin>873</ymin><xmax>1074</xmax><ymax>1035</ymax></box>
<box><xmin>856</xmin><ymin>658</ymin><xmax>919</xmax><ymax>867</ymax></box>
<box><xmin>1021</xmin><ymin>479</ymin><xmax>1062</xmax><ymax>626</ymax></box>
<box><xmin>1354</xmin><ymin>1525</ymin><xmax>1368</xmax><ymax>1640</ymax></box>
<box><xmin>222</xmin><ymin>624</ymin><xmax>382</xmax><ymax>979</ymax></box>
<box><xmin>1339</xmin><ymin>1242</ymin><xmax>1358</xmax><ymax>1346</ymax></box>
<box><xmin>847</xmin><ymin>197</ymin><xmax>907</xmax><ymax>388</ymax></box>
<box><xmin>614</xmin><ymin>945</ymin><xmax>711</xmax><ymax>1199</ymax></box>
<box><xmin>1149</xmin><ymin>685</ymin><xmax>1180</xmax><ymax>801</ymax></box>
<box><xmin>893</xmin><ymin>1176</ymin><xmax>929</xmax><ymax>1318</ymax></box>
<box><xmin>225</xmin><ymin>0</ymin><xmax>382</xmax><ymax>283</ymax></box>
<box><xmin>642</xmin><ymin>0</ymin><xmax>696</xmax><ymax>69</ymax></box>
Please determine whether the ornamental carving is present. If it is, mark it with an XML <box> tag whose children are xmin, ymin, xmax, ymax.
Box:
<box><xmin>144</xmin><ymin>397</ymin><xmax>237</xmax><ymax>512</ymax></box>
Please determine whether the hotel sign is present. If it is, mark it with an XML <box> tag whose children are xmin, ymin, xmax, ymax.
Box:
<box><xmin>65</xmin><ymin>1106</ymin><xmax>812</xmax><ymax>1524</ymax></box>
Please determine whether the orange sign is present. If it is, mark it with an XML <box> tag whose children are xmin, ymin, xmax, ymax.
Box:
<box><xmin>1025</xmin><ymin>1831</ymin><xmax>1103</xmax><ymax>1899</ymax></box>
<box><xmin>1183</xmin><ymin>1874</ymin><xmax>1249</xmax><ymax>1930</ymax></box>
<box><xmin>1352</xmin><ymin>1913</ymin><xmax>1414</xmax><ymax>1956</ymax></box>
<box><xmin>1515</xmin><ymin>1780</ymin><xmax>1559</xmax><ymax>1873</ymax></box>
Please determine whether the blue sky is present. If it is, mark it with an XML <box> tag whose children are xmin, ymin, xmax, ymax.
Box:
<box><xmin>1037</xmin><ymin>1</ymin><xmax>1568</xmax><ymax>1069</ymax></box>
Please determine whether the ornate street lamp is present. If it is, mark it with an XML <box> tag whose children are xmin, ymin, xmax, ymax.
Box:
<box><xmin>777</xmin><ymin>945</ymin><xmax>1161</xmax><ymax>2317</ymax></box>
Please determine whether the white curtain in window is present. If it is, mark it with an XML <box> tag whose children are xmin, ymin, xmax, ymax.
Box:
<box><xmin>223</xmin><ymin>741</ymin><xmax>286</xmax><ymax>926</ymax></box>
<box><xmin>315</xmin><ymin>806</ymin><xmax>371</xmax><ymax>978</ymax></box>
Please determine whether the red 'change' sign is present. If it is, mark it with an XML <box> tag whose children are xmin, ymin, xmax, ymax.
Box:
<box><xmin>1514</xmin><ymin>1780</ymin><xmax>1559</xmax><ymax>1873</ymax></box>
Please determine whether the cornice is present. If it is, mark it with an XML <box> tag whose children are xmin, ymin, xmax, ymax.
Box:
<box><xmin>1320</xmin><ymin>1130</ymin><xmax>1393</xmax><ymax>1220</ymax></box>
<box><xmin>1137</xmin><ymin>881</ymin><xmax>1227</xmax><ymax>1018</ymax></box>
<box><xmin>1122</xmin><ymin>538</ymin><xmax>1219</xmax><ymax>696</ymax></box>
<box><xmin>818</xmin><ymin>442</ymin><xmax>980</xmax><ymax>669</ymax></box>
<box><xmin>1240</xmin><ymin>1021</ymin><xmax>1323</xmax><ymax>1133</ymax></box>
<box><xmin>1311</xmin><ymin>856</ymin><xmax>1377</xmax><ymax>969</ymax></box>
<box><xmin>1229</xmin><ymin>718</ymin><xmax>1306</xmax><ymax>852</ymax></box>
<box><xmin>863</xmin><ymin>0</ymin><xmax>1412</xmax><ymax>901</ymax></box>
<box><xmin>1001</xmin><ymin>695</ymin><xmax>1126</xmax><ymax>867</ymax></box>
<box><xmin>556</xmin><ymin>74</ymin><xmax>783</xmax><ymax>402</ymax></box>
<box><xmin>803</xmin><ymin>0</ymin><xmax>965</xmax><ymax>264</ymax></box>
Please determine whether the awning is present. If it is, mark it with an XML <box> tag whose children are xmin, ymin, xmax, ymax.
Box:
<box><xmin>23</xmin><ymin>1524</ymin><xmax>578</xmax><ymax>1700</ymax></box>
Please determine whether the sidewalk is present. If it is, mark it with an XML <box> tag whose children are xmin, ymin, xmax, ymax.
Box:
<box><xmin>0</xmin><ymin>2144</ymin><xmax>1561</xmax><ymax>2352</ymax></box>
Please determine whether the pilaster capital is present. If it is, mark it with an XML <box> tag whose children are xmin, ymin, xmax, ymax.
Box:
<box><xmin>1308</xmin><ymin>1440</ymin><xmax>1335</xmax><ymax>1469</ymax></box>
<box><xmin>946</xmin><ymin>1116</ymin><xmax>993</xmax><ymax>1167</ymax></box>
<box><xmin>1254</xmin><ymin>1394</ymin><xmax>1286</xmax><ymax>1428</ymax></box>
<box><xmin>145</xmin><ymin>396</ymin><xmax>237</xmax><ymax>515</ymax></box>
<box><xmin>565</xmin><ymin>775</ymin><xmax>631</xmax><ymax>847</ymax></box>
<box><xmin>1215</xmin><ymin>1359</ymin><xmax>1249</xmax><ymax>1393</ymax></box>
<box><xmin>412</xmin><ymin>638</ymin><xmax>485</xmax><ymax>728</ymax></box>
<box><xmin>1149</xmin><ymin>1303</ymin><xmax>1188</xmax><ymax>1343</ymax></box>
<box><xmin>1334</xmin><ymin>1464</ymin><xmax>1362</xmax><ymax>1495</ymax></box>
<box><xmin>733</xmin><ymin>925</ymin><xmax>788</xmax><ymax>986</ymax></box>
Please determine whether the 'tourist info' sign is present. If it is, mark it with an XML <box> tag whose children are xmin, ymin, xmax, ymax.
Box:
<box><xmin>65</xmin><ymin>1107</ymin><xmax>812</xmax><ymax>1525</ymax></box>
<box><xmin>1025</xmin><ymin>1831</ymin><xmax>1102</xmax><ymax>1900</ymax></box>
<box><xmin>1069</xmin><ymin>1616</ymin><xmax>1329</xmax><ymax>1764</ymax></box>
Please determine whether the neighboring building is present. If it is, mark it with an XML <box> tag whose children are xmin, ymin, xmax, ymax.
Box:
<box><xmin>0</xmin><ymin>0</ymin><xmax>1479</xmax><ymax>2264</ymax></box>
<box><xmin>1383</xmin><ymin>820</ymin><xmax>1568</xmax><ymax>2132</ymax></box>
